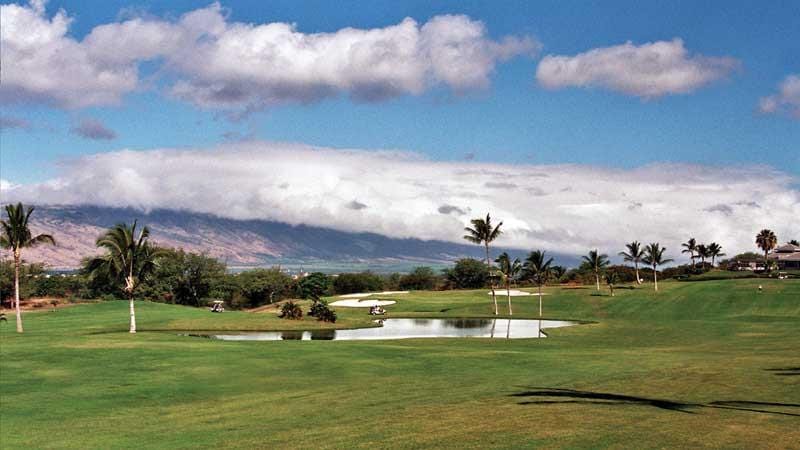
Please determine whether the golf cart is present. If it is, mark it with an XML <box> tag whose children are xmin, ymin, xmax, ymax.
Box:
<box><xmin>210</xmin><ymin>300</ymin><xmax>225</xmax><ymax>313</ymax></box>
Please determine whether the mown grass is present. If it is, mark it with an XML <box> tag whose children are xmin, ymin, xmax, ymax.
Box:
<box><xmin>1</xmin><ymin>279</ymin><xmax>799</xmax><ymax>449</ymax></box>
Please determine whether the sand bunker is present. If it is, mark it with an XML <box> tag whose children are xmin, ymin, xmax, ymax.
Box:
<box><xmin>338</xmin><ymin>291</ymin><xmax>409</xmax><ymax>298</ymax></box>
<box><xmin>329</xmin><ymin>299</ymin><xmax>397</xmax><ymax>308</ymax></box>
<box><xmin>490</xmin><ymin>289</ymin><xmax>549</xmax><ymax>296</ymax></box>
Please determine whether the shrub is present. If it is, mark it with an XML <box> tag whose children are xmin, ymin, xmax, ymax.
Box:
<box><xmin>308</xmin><ymin>299</ymin><xmax>330</xmax><ymax>317</ymax></box>
<box><xmin>443</xmin><ymin>258</ymin><xmax>488</xmax><ymax>289</ymax></box>
<box><xmin>236</xmin><ymin>268</ymin><xmax>294</xmax><ymax>308</ymax></box>
<box><xmin>399</xmin><ymin>266</ymin><xmax>438</xmax><ymax>290</ymax></box>
<box><xmin>298</xmin><ymin>272</ymin><xmax>331</xmax><ymax>300</ymax></box>
<box><xmin>278</xmin><ymin>301</ymin><xmax>303</xmax><ymax>320</ymax></box>
<box><xmin>309</xmin><ymin>300</ymin><xmax>336</xmax><ymax>323</ymax></box>
<box><xmin>332</xmin><ymin>272</ymin><xmax>384</xmax><ymax>295</ymax></box>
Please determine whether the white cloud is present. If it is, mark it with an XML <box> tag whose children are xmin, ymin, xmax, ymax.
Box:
<box><xmin>2</xmin><ymin>142</ymin><xmax>797</xmax><ymax>258</ymax></box>
<box><xmin>0</xmin><ymin>179</ymin><xmax>18</xmax><ymax>191</ymax></box>
<box><xmin>0</xmin><ymin>1</ymin><xmax>139</xmax><ymax>108</ymax></box>
<box><xmin>0</xmin><ymin>1</ymin><xmax>537</xmax><ymax>110</ymax></box>
<box><xmin>759</xmin><ymin>74</ymin><xmax>800</xmax><ymax>119</ymax></box>
<box><xmin>536</xmin><ymin>39</ymin><xmax>738</xmax><ymax>98</ymax></box>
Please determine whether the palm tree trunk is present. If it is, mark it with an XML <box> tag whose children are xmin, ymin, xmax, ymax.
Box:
<box><xmin>486</xmin><ymin>243</ymin><xmax>497</xmax><ymax>315</ymax></box>
<box><xmin>653</xmin><ymin>265</ymin><xmax>659</xmax><ymax>292</ymax></box>
<box><xmin>634</xmin><ymin>261</ymin><xmax>641</xmax><ymax>285</ymax></box>
<box><xmin>14</xmin><ymin>251</ymin><xmax>23</xmax><ymax>333</ymax></box>
<box><xmin>129</xmin><ymin>294</ymin><xmax>137</xmax><ymax>333</ymax></box>
<box><xmin>506</xmin><ymin>279</ymin><xmax>512</xmax><ymax>316</ymax></box>
<box><xmin>595</xmin><ymin>271</ymin><xmax>600</xmax><ymax>291</ymax></box>
<box><xmin>538</xmin><ymin>284</ymin><xmax>543</xmax><ymax>317</ymax></box>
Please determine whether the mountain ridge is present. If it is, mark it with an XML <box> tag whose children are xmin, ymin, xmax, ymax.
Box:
<box><xmin>13</xmin><ymin>205</ymin><xmax>579</xmax><ymax>272</ymax></box>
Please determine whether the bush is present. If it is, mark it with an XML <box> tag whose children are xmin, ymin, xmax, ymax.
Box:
<box><xmin>298</xmin><ymin>272</ymin><xmax>331</xmax><ymax>300</ymax></box>
<box><xmin>309</xmin><ymin>300</ymin><xmax>336</xmax><ymax>323</ymax></box>
<box><xmin>278</xmin><ymin>301</ymin><xmax>303</xmax><ymax>320</ymax></box>
<box><xmin>0</xmin><ymin>260</ymin><xmax>46</xmax><ymax>304</ymax></box>
<box><xmin>399</xmin><ymin>266</ymin><xmax>439</xmax><ymax>291</ymax></box>
<box><xmin>332</xmin><ymin>272</ymin><xmax>384</xmax><ymax>295</ymax></box>
<box><xmin>236</xmin><ymin>268</ymin><xmax>294</xmax><ymax>308</ymax></box>
<box><xmin>443</xmin><ymin>258</ymin><xmax>488</xmax><ymax>289</ymax></box>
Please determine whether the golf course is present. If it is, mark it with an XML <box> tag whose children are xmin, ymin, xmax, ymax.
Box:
<box><xmin>1</xmin><ymin>278</ymin><xmax>798</xmax><ymax>449</ymax></box>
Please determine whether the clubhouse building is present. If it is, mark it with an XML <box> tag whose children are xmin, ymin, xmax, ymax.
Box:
<box><xmin>767</xmin><ymin>243</ymin><xmax>800</xmax><ymax>270</ymax></box>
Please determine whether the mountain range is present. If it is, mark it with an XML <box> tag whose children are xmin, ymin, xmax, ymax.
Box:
<box><xmin>16</xmin><ymin>205</ymin><xmax>578</xmax><ymax>272</ymax></box>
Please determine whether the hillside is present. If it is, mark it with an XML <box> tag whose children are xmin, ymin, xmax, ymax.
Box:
<box><xmin>17</xmin><ymin>205</ymin><xmax>578</xmax><ymax>271</ymax></box>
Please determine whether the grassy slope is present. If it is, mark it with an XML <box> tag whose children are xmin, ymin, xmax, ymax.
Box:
<box><xmin>1</xmin><ymin>279</ymin><xmax>799</xmax><ymax>449</ymax></box>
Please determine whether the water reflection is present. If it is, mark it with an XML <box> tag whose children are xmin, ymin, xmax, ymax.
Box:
<box><xmin>205</xmin><ymin>318</ymin><xmax>575</xmax><ymax>341</ymax></box>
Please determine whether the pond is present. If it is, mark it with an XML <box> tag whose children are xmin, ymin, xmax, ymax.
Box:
<box><xmin>198</xmin><ymin>318</ymin><xmax>576</xmax><ymax>341</ymax></box>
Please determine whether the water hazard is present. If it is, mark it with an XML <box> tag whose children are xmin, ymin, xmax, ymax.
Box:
<box><xmin>200</xmin><ymin>318</ymin><xmax>576</xmax><ymax>341</ymax></box>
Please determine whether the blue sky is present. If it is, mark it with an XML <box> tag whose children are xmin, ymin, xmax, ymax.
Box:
<box><xmin>1</xmin><ymin>0</ymin><xmax>798</xmax><ymax>255</ymax></box>
<box><xmin>1</xmin><ymin>0</ymin><xmax>798</xmax><ymax>184</ymax></box>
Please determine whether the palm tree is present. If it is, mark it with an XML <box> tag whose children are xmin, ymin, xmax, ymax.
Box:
<box><xmin>605</xmin><ymin>270</ymin><xmax>620</xmax><ymax>297</ymax></box>
<box><xmin>1</xmin><ymin>203</ymin><xmax>55</xmax><ymax>333</ymax></box>
<box><xmin>681</xmin><ymin>238</ymin><xmax>697</xmax><ymax>269</ymax></box>
<box><xmin>550</xmin><ymin>265</ymin><xmax>566</xmax><ymax>281</ymax></box>
<box><xmin>86</xmin><ymin>221</ymin><xmax>162</xmax><ymax>333</ymax></box>
<box><xmin>495</xmin><ymin>252</ymin><xmax>521</xmax><ymax>315</ymax></box>
<box><xmin>619</xmin><ymin>241</ymin><xmax>644</xmax><ymax>284</ymax></box>
<box><xmin>755</xmin><ymin>229</ymin><xmax>778</xmax><ymax>271</ymax></box>
<box><xmin>696</xmin><ymin>244</ymin><xmax>710</xmax><ymax>269</ymax></box>
<box><xmin>464</xmin><ymin>213</ymin><xmax>503</xmax><ymax>315</ymax></box>
<box><xmin>707</xmin><ymin>242</ymin><xmax>725</xmax><ymax>267</ymax></box>
<box><xmin>581</xmin><ymin>249</ymin><xmax>609</xmax><ymax>291</ymax></box>
<box><xmin>642</xmin><ymin>243</ymin><xmax>673</xmax><ymax>291</ymax></box>
<box><xmin>523</xmin><ymin>250</ymin><xmax>553</xmax><ymax>317</ymax></box>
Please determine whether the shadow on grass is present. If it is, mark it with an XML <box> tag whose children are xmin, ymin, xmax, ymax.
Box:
<box><xmin>765</xmin><ymin>367</ymin><xmax>800</xmax><ymax>376</ymax></box>
<box><xmin>511</xmin><ymin>387</ymin><xmax>800</xmax><ymax>417</ymax></box>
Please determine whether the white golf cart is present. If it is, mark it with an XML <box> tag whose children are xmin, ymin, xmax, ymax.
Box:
<box><xmin>210</xmin><ymin>300</ymin><xmax>225</xmax><ymax>313</ymax></box>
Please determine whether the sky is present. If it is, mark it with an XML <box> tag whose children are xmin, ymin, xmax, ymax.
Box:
<box><xmin>1</xmin><ymin>0</ymin><xmax>798</xmax><ymax>257</ymax></box>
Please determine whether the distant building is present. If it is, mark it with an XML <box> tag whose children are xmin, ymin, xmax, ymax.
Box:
<box><xmin>729</xmin><ymin>258</ymin><xmax>766</xmax><ymax>271</ymax></box>
<box><xmin>767</xmin><ymin>244</ymin><xmax>800</xmax><ymax>270</ymax></box>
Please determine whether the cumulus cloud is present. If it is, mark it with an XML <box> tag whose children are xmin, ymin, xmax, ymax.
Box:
<box><xmin>2</xmin><ymin>141</ymin><xmax>797</xmax><ymax>258</ymax></box>
<box><xmin>0</xmin><ymin>1</ymin><xmax>537</xmax><ymax>110</ymax></box>
<box><xmin>758</xmin><ymin>74</ymin><xmax>800</xmax><ymax>119</ymax></box>
<box><xmin>536</xmin><ymin>39</ymin><xmax>738</xmax><ymax>98</ymax></box>
<box><xmin>0</xmin><ymin>1</ymin><xmax>139</xmax><ymax>108</ymax></box>
<box><xmin>71</xmin><ymin>119</ymin><xmax>117</xmax><ymax>140</ymax></box>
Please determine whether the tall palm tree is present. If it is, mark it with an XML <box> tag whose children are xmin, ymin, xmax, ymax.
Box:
<box><xmin>605</xmin><ymin>270</ymin><xmax>620</xmax><ymax>297</ymax></box>
<box><xmin>523</xmin><ymin>250</ymin><xmax>553</xmax><ymax>317</ymax></box>
<box><xmin>581</xmin><ymin>249</ymin><xmax>609</xmax><ymax>291</ymax></box>
<box><xmin>1</xmin><ymin>203</ymin><xmax>55</xmax><ymax>333</ymax></box>
<box><xmin>86</xmin><ymin>221</ymin><xmax>162</xmax><ymax>333</ymax></box>
<box><xmin>642</xmin><ymin>243</ymin><xmax>673</xmax><ymax>291</ymax></box>
<box><xmin>696</xmin><ymin>244</ymin><xmax>710</xmax><ymax>269</ymax></box>
<box><xmin>464</xmin><ymin>213</ymin><xmax>503</xmax><ymax>315</ymax></box>
<box><xmin>755</xmin><ymin>229</ymin><xmax>778</xmax><ymax>271</ymax></box>
<box><xmin>707</xmin><ymin>242</ymin><xmax>725</xmax><ymax>267</ymax></box>
<box><xmin>681</xmin><ymin>238</ymin><xmax>698</xmax><ymax>269</ymax></box>
<box><xmin>495</xmin><ymin>252</ymin><xmax>521</xmax><ymax>315</ymax></box>
<box><xmin>619</xmin><ymin>241</ymin><xmax>644</xmax><ymax>284</ymax></box>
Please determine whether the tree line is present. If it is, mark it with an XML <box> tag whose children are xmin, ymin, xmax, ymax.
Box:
<box><xmin>1</xmin><ymin>202</ymin><xmax>793</xmax><ymax>334</ymax></box>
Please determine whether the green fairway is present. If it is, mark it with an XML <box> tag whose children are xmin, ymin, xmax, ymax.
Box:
<box><xmin>2</xmin><ymin>279</ymin><xmax>799</xmax><ymax>449</ymax></box>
